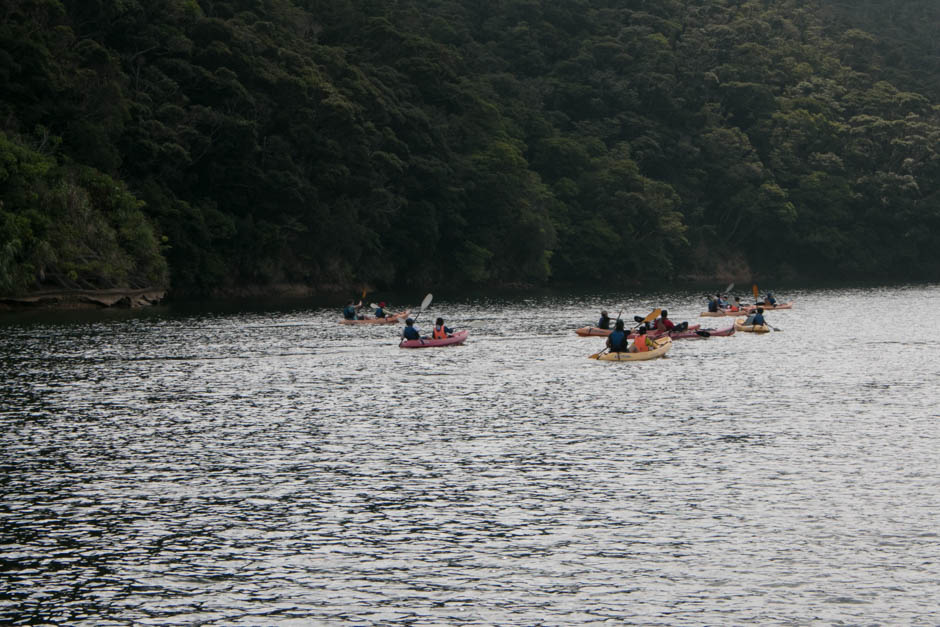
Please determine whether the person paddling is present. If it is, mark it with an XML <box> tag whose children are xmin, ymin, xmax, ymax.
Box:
<box><xmin>374</xmin><ymin>301</ymin><xmax>388</xmax><ymax>318</ymax></box>
<box><xmin>606</xmin><ymin>319</ymin><xmax>628</xmax><ymax>352</ymax></box>
<box><xmin>432</xmin><ymin>317</ymin><xmax>453</xmax><ymax>339</ymax></box>
<box><xmin>343</xmin><ymin>300</ymin><xmax>363</xmax><ymax>320</ymax></box>
<box><xmin>653</xmin><ymin>310</ymin><xmax>675</xmax><ymax>333</ymax></box>
<box><xmin>402</xmin><ymin>318</ymin><xmax>422</xmax><ymax>341</ymax></box>
<box><xmin>751</xmin><ymin>307</ymin><xmax>766</xmax><ymax>326</ymax></box>
<box><xmin>765</xmin><ymin>292</ymin><xmax>777</xmax><ymax>307</ymax></box>
<box><xmin>597</xmin><ymin>310</ymin><xmax>611</xmax><ymax>330</ymax></box>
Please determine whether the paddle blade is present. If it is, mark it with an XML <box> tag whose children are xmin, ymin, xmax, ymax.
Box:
<box><xmin>361</xmin><ymin>288</ymin><xmax>367</xmax><ymax>299</ymax></box>
<box><xmin>642</xmin><ymin>308</ymin><xmax>662</xmax><ymax>323</ymax></box>
<box><xmin>752</xmin><ymin>284</ymin><xmax>759</xmax><ymax>301</ymax></box>
<box><xmin>725</xmin><ymin>282</ymin><xmax>734</xmax><ymax>294</ymax></box>
<box><xmin>420</xmin><ymin>293</ymin><xmax>433</xmax><ymax>311</ymax></box>
<box><xmin>370</xmin><ymin>303</ymin><xmax>379</xmax><ymax>309</ymax></box>
<box><xmin>696</xmin><ymin>330</ymin><xmax>711</xmax><ymax>337</ymax></box>
<box><xmin>633</xmin><ymin>315</ymin><xmax>644</xmax><ymax>323</ymax></box>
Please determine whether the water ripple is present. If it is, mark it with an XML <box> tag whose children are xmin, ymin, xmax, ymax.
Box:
<box><xmin>1</xmin><ymin>286</ymin><xmax>939</xmax><ymax>624</ymax></box>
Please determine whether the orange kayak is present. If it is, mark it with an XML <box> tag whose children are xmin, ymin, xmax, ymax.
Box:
<box><xmin>576</xmin><ymin>323</ymin><xmax>699</xmax><ymax>337</ymax></box>
<box><xmin>339</xmin><ymin>310</ymin><xmax>410</xmax><ymax>325</ymax></box>
<box><xmin>742</xmin><ymin>301</ymin><xmax>793</xmax><ymax>311</ymax></box>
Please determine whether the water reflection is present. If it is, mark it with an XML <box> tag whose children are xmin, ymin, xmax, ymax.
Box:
<box><xmin>1</xmin><ymin>285</ymin><xmax>938</xmax><ymax>624</ymax></box>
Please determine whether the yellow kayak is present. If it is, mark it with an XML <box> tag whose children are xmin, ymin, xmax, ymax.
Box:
<box><xmin>734</xmin><ymin>317</ymin><xmax>771</xmax><ymax>333</ymax></box>
<box><xmin>589</xmin><ymin>337</ymin><xmax>672</xmax><ymax>361</ymax></box>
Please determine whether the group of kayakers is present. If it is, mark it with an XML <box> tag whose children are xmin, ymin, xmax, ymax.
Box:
<box><xmin>402</xmin><ymin>317</ymin><xmax>454</xmax><ymax>340</ymax></box>
<box><xmin>597</xmin><ymin>309</ymin><xmax>676</xmax><ymax>354</ymax></box>
<box><xmin>343</xmin><ymin>300</ymin><xmax>389</xmax><ymax>320</ymax></box>
<box><xmin>604</xmin><ymin>319</ymin><xmax>656</xmax><ymax>353</ymax></box>
<box><xmin>707</xmin><ymin>291</ymin><xmax>776</xmax><ymax>313</ymax></box>
<box><xmin>346</xmin><ymin>289</ymin><xmax>778</xmax><ymax>348</ymax></box>
<box><xmin>343</xmin><ymin>294</ymin><xmax>458</xmax><ymax>342</ymax></box>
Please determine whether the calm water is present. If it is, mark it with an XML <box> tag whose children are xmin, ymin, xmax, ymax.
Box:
<box><xmin>1</xmin><ymin>285</ymin><xmax>938</xmax><ymax>625</ymax></box>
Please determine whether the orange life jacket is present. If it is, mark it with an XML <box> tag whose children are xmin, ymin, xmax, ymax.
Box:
<box><xmin>433</xmin><ymin>325</ymin><xmax>447</xmax><ymax>339</ymax></box>
<box><xmin>633</xmin><ymin>334</ymin><xmax>649</xmax><ymax>352</ymax></box>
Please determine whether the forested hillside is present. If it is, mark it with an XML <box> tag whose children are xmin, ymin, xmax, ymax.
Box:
<box><xmin>2</xmin><ymin>0</ymin><xmax>939</xmax><ymax>296</ymax></box>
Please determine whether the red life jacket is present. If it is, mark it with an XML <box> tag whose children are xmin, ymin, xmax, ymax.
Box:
<box><xmin>433</xmin><ymin>325</ymin><xmax>447</xmax><ymax>339</ymax></box>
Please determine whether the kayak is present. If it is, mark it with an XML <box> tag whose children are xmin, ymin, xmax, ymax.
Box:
<box><xmin>590</xmin><ymin>336</ymin><xmax>671</xmax><ymax>361</ymax></box>
<box><xmin>743</xmin><ymin>301</ymin><xmax>793</xmax><ymax>311</ymax></box>
<box><xmin>340</xmin><ymin>310</ymin><xmax>410</xmax><ymax>325</ymax></box>
<box><xmin>669</xmin><ymin>325</ymin><xmax>735</xmax><ymax>339</ymax></box>
<box><xmin>734</xmin><ymin>318</ymin><xmax>771</xmax><ymax>333</ymax></box>
<box><xmin>629</xmin><ymin>323</ymin><xmax>699</xmax><ymax>339</ymax></box>
<box><xmin>577</xmin><ymin>323</ymin><xmax>700</xmax><ymax>337</ymax></box>
<box><xmin>400</xmin><ymin>329</ymin><xmax>469</xmax><ymax>348</ymax></box>
<box><xmin>575</xmin><ymin>326</ymin><xmax>614</xmax><ymax>337</ymax></box>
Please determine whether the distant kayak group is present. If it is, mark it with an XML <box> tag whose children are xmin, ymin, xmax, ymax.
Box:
<box><xmin>341</xmin><ymin>293</ymin><xmax>468</xmax><ymax>348</ymax></box>
<box><xmin>583</xmin><ymin>286</ymin><xmax>787</xmax><ymax>362</ymax></box>
<box><xmin>340</xmin><ymin>285</ymin><xmax>790</xmax><ymax>357</ymax></box>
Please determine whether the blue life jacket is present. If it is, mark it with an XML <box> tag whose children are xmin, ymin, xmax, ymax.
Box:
<box><xmin>597</xmin><ymin>315</ymin><xmax>610</xmax><ymax>329</ymax></box>
<box><xmin>374</xmin><ymin>307</ymin><xmax>386</xmax><ymax>318</ymax></box>
<box><xmin>752</xmin><ymin>313</ymin><xmax>766</xmax><ymax>325</ymax></box>
<box><xmin>608</xmin><ymin>330</ymin><xmax>628</xmax><ymax>352</ymax></box>
<box><xmin>402</xmin><ymin>326</ymin><xmax>420</xmax><ymax>340</ymax></box>
<box><xmin>343</xmin><ymin>305</ymin><xmax>356</xmax><ymax>320</ymax></box>
<box><xmin>707</xmin><ymin>300</ymin><xmax>718</xmax><ymax>313</ymax></box>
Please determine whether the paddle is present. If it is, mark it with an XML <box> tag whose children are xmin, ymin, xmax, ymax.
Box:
<box><xmin>412</xmin><ymin>293</ymin><xmax>432</xmax><ymax>323</ymax></box>
<box><xmin>591</xmin><ymin>308</ymin><xmax>660</xmax><ymax>359</ymax></box>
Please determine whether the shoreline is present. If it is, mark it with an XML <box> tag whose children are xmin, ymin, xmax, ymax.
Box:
<box><xmin>0</xmin><ymin>288</ymin><xmax>167</xmax><ymax>311</ymax></box>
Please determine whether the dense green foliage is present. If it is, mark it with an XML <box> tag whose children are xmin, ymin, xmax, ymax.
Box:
<box><xmin>1</xmin><ymin>0</ymin><xmax>939</xmax><ymax>295</ymax></box>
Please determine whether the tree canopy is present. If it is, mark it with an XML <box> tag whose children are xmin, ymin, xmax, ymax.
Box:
<box><xmin>2</xmin><ymin>0</ymin><xmax>939</xmax><ymax>296</ymax></box>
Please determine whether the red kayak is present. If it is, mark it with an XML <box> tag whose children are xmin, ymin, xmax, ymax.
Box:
<box><xmin>399</xmin><ymin>330</ymin><xmax>469</xmax><ymax>348</ymax></box>
<box><xmin>668</xmin><ymin>325</ymin><xmax>736</xmax><ymax>339</ymax></box>
<box><xmin>627</xmin><ymin>323</ymin><xmax>700</xmax><ymax>339</ymax></box>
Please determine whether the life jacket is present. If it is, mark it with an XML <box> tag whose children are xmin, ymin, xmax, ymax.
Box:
<box><xmin>598</xmin><ymin>316</ymin><xmax>610</xmax><ymax>329</ymax></box>
<box><xmin>343</xmin><ymin>306</ymin><xmax>356</xmax><ymax>320</ymax></box>
<box><xmin>752</xmin><ymin>314</ymin><xmax>765</xmax><ymax>326</ymax></box>
<box><xmin>707</xmin><ymin>300</ymin><xmax>718</xmax><ymax>312</ymax></box>
<box><xmin>633</xmin><ymin>334</ymin><xmax>649</xmax><ymax>352</ymax></box>
<box><xmin>403</xmin><ymin>326</ymin><xmax>420</xmax><ymax>340</ymax></box>
<box><xmin>433</xmin><ymin>325</ymin><xmax>448</xmax><ymax>339</ymax></box>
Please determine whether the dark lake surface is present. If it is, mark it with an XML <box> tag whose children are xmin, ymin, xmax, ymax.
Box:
<box><xmin>1</xmin><ymin>285</ymin><xmax>938</xmax><ymax>625</ymax></box>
